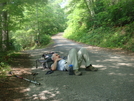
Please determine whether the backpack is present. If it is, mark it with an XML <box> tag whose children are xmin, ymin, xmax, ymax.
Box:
<box><xmin>42</xmin><ymin>52</ymin><xmax>54</xmax><ymax>69</ymax></box>
<box><xmin>36</xmin><ymin>52</ymin><xmax>55</xmax><ymax>69</ymax></box>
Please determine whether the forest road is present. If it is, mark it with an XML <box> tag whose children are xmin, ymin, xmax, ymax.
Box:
<box><xmin>24</xmin><ymin>32</ymin><xmax>134</xmax><ymax>101</ymax></box>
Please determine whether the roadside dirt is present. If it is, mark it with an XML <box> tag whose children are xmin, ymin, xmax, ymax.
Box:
<box><xmin>0</xmin><ymin>33</ymin><xmax>134</xmax><ymax>101</ymax></box>
<box><xmin>0</xmin><ymin>54</ymin><xmax>32</xmax><ymax>101</ymax></box>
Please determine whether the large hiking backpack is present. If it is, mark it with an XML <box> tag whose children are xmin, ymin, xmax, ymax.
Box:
<box><xmin>36</xmin><ymin>52</ymin><xmax>55</xmax><ymax>69</ymax></box>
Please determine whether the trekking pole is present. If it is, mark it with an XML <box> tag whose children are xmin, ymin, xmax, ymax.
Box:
<box><xmin>9</xmin><ymin>71</ymin><xmax>41</xmax><ymax>85</ymax></box>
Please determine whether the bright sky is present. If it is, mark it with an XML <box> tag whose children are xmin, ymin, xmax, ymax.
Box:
<box><xmin>60</xmin><ymin>0</ymin><xmax>68</xmax><ymax>8</ymax></box>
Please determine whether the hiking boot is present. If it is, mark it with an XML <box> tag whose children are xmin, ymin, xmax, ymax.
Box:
<box><xmin>74</xmin><ymin>70</ymin><xmax>82</xmax><ymax>76</ymax></box>
<box><xmin>85</xmin><ymin>64</ymin><xmax>98</xmax><ymax>71</ymax></box>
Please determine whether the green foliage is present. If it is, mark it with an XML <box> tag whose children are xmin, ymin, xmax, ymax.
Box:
<box><xmin>40</xmin><ymin>34</ymin><xmax>51</xmax><ymax>45</ymax></box>
<box><xmin>64</xmin><ymin>23</ymin><xmax>134</xmax><ymax>51</ymax></box>
<box><xmin>0</xmin><ymin>0</ymin><xmax>66</xmax><ymax>77</ymax></box>
<box><xmin>64</xmin><ymin>0</ymin><xmax>134</xmax><ymax>52</ymax></box>
<box><xmin>106</xmin><ymin>0</ymin><xmax>134</xmax><ymax>26</ymax></box>
<box><xmin>0</xmin><ymin>62</ymin><xmax>10</xmax><ymax>78</ymax></box>
<box><xmin>0</xmin><ymin>0</ymin><xmax>66</xmax><ymax>51</ymax></box>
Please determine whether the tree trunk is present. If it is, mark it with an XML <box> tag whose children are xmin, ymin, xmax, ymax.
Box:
<box><xmin>84</xmin><ymin>0</ymin><xmax>95</xmax><ymax>17</ymax></box>
<box><xmin>1</xmin><ymin>2</ymin><xmax>9</xmax><ymax>51</ymax></box>
<box><xmin>36</xmin><ymin>3</ymin><xmax>40</xmax><ymax>45</ymax></box>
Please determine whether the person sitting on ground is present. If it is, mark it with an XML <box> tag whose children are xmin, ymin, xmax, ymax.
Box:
<box><xmin>51</xmin><ymin>48</ymin><xmax>98</xmax><ymax>76</ymax></box>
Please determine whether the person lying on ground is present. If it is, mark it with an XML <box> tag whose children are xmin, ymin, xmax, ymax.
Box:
<box><xmin>51</xmin><ymin>48</ymin><xmax>98</xmax><ymax>76</ymax></box>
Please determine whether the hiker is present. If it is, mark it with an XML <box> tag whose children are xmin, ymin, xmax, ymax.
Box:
<box><xmin>51</xmin><ymin>48</ymin><xmax>98</xmax><ymax>76</ymax></box>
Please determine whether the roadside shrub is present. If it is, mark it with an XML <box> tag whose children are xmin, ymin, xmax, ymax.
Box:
<box><xmin>64</xmin><ymin>24</ymin><xmax>134</xmax><ymax>52</ymax></box>
<box><xmin>0</xmin><ymin>62</ymin><xmax>10</xmax><ymax>78</ymax></box>
<box><xmin>40</xmin><ymin>34</ymin><xmax>51</xmax><ymax>45</ymax></box>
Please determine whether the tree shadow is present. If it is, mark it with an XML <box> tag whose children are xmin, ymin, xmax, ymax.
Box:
<box><xmin>20</xmin><ymin>35</ymin><xmax>134</xmax><ymax>101</ymax></box>
<box><xmin>0</xmin><ymin>53</ymin><xmax>36</xmax><ymax>101</ymax></box>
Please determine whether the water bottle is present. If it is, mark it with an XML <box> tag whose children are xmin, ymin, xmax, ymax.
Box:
<box><xmin>69</xmin><ymin>64</ymin><xmax>74</xmax><ymax>75</ymax></box>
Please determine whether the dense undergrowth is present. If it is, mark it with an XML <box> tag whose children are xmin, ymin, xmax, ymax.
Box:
<box><xmin>64</xmin><ymin>22</ymin><xmax>134</xmax><ymax>52</ymax></box>
<box><xmin>64</xmin><ymin>0</ymin><xmax>134</xmax><ymax>52</ymax></box>
<box><xmin>0</xmin><ymin>52</ymin><xmax>12</xmax><ymax>78</ymax></box>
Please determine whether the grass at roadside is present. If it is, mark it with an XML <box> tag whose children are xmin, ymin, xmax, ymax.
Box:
<box><xmin>64</xmin><ymin>23</ymin><xmax>134</xmax><ymax>52</ymax></box>
<box><xmin>24</xmin><ymin>39</ymin><xmax>54</xmax><ymax>50</ymax></box>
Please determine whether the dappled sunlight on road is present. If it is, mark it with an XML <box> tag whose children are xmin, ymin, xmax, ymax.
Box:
<box><xmin>20</xmin><ymin>88</ymin><xmax>31</xmax><ymax>93</ymax></box>
<box><xmin>22</xmin><ymin>78</ymin><xmax>63</xmax><ymax>101</ymax></box>
<box><xmin>53</xmin><ymin>42</ymin><xmax>78</xmax><ymax>47</ymax></box>
<box><xmin>22</xmin><ymin>33</ymin><xmax>134</xmax><ymax>101</ymax></box>
<box><xmin>117</xmin><ymin>62</ymin><xmax>133</xmax><ymax>66</ymax></box>
<box><xmin>108</xmin><ymin>72</ymin><xmax>127</xmax><ymax>76</ymax></box>
<box><xmin>18</xmin><ymin>87</ymin><xmax>62</xmax><ymax>100</ymax></box>
<box><xmin>103</xmin><ymin>58</ymin><xmax>122</xmax><ymax>62</ymax></box>
<box><xmin>38</xmin><ymin>89</ymin><xmax>60</xmax><ymax>100</ymax></box>
<box><xmin>93</xmin><ymin>64</ymin><xmax>107</xmax><ymax>70</ymax></box>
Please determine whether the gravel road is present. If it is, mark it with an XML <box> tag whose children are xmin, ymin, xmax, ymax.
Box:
<box><xmin>23</xmin><ymin>33</ymin><xmax>134</xmax><ymax>101</ymax></box>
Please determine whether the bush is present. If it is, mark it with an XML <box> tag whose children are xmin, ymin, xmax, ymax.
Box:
<box><xmin>40</xmin><ymin>34</ymin><xmax>51</xmax><ymax>45</ymax></box>
<box><xmin>64</xmin><ymin>24</ymin><xmax>134</xmax><ymax>52</ymax></box>
<box><xmin>0</xmin><ymin>62</ymin><xmax>10</xmax><ymax>78</ymax></box>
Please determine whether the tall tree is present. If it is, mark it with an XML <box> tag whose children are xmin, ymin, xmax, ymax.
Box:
<box><xmin>84</xmin><ymin>0</ymin><xmax>95</xmax><ymax>17</ymax></box>
<box><xmin>1</xmin><ymin>2</ymin><xmax>8</xmax><ymax>51</ymax></box>
<box><xmin>8</xmin><ymin>0</ymin><xmax>66</xmax><ymax>50</ymax></box>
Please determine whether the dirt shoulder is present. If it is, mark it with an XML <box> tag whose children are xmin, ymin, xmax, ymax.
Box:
<box><xmin>0</xmin><ymin>53</ymin><xmax>32</xmax><ymax>101</ymax></box>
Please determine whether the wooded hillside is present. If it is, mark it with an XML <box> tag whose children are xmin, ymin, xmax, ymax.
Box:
<box><xmin>64</xmin><ymin>0</ymin><xmax>134</xmax><ymax>51</ymax></box>
<box><xmin>0</xmin><ymin>0</ymin><xmax>66</xmax><ymax>52</ymax></box>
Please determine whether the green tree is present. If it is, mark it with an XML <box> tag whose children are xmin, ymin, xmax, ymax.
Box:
<box><xmin>0</xmin><ymin>0</ymin><xmax>66</xmax><ymax>51</ymax></box>
<box><xmin>64</xmin><ymin>0</ymin><xmax>134</xmax><ymax>51</ymax></box>
<box><xmin>0</xmin><ymin>1</ymin><xmax>10</xmax><ymax>51</ymax></box>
